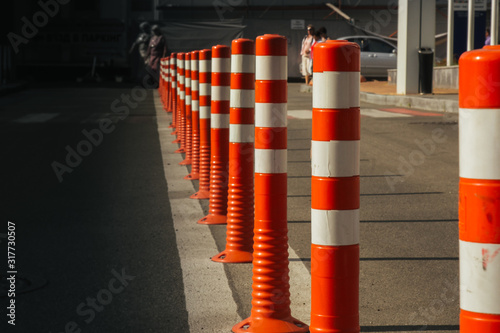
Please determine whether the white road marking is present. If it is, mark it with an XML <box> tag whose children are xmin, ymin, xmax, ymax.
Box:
<box><xmin>13</xmin><ymin>113</ymin><xmax>59</xmax><ymax>123</ymax></box>
<box><xmin>288</xmin><ymin>110</ymin><xmax>312</xmax><ymax>119</ymax></box>
<box><xmin>153</xmin><ymin>92</ymin><xmax>241</xmax><ymax>333</ymax></box>
<box><xmin>361</xmin><ymin>108</ymin><xmax>412</xmax><ymax>118</ymax></box>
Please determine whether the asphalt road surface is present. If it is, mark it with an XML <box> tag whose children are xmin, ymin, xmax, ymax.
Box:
<box><xmin>1</xmin><ymin>82</ymin><xmax>459</xmax><ymax>333</ymax></box>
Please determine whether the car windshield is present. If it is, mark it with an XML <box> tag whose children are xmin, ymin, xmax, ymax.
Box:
<box><xmin>343</xmin><ymin>37</ymin><xmax>395</xmax><ymax>53</ymax></box>
<box><xmin>364</xmin><ymin>39</ymin><xmax>395</xmax><ymax>53</ymax></box>
<box><xmin>345</xmin><ymin>38</ymin><xmax>365</xmax><ymax>50</ymax></box>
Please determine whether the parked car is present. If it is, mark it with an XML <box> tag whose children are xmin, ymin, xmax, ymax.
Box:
<box><xmin>337</xmin><ymin>36</ymin><xmax>397</xmax><ymax>78</ymax></box>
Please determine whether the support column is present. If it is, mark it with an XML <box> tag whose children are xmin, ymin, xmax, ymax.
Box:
<box><xmin>492</xmin><ymin>0</ymin><xmax>499</xmax><ymax>45</ymax></box>
<box><xmin>397</xmin><ymin>0</ymin><xmax>436</xmax><ymax>94</ymax></box>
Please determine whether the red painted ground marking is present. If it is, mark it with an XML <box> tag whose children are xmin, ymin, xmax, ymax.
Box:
<box><xmin>380</xmin><ymin>108</ymin><xmax>443</xmax><ymax>117</ymax></box>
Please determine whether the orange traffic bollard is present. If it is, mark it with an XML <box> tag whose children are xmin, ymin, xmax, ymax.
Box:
<box><xmin>169</xmin><ymin>53</ymin><xmax>177</xmax><ymax>128</ymax></box>
<box><xmin>159</xmin><ymin>58</ymin><xmax>165</xmax><ymax>105</ymax></box>
<box><xmin>212</xmin><ymin>38</ymin><xmax>255</xmax><ymax>263</ymax></box>
<box><xmin>198</xmin><ymin>45</ymin><xmax>230</xmax><ymax>224</ymax></box>
<box><xmin>165</xmin><ymin>56</ymin><xmax>171</xmax><ymax>113</ymax></box>
<box><xmin>233</xmin><ymin>34</ymin><xmax>308</xmax><ymax>333</ymax></box>
<box><xmin>310</xmin><ymin>40</ymin><xmax>361</xmax><ymax>333</ymax></box>
<box><xmin>180</xmin><ymin>52</ymin><xmax>193</xmax><ymax>165</ymax></box>
<box><xmin>191</xmin><ymin>49</ymin><xmax>212</xmax><ymax>199</ymax></box>
<box><xmin>174</xmin><ymin>53</ymin><xmax>185</xmax><ymax>149</ymax></box>
<box><xmin>186</xmin><ymin>50</ymin><xmax>200</xmax><ymax>180</ymax></box>
<box><xmin>163</xmin><ymin>57</ymin><xmax>169</xmax><ymax>110</ymax></box>
<box><xmin>159</xmin><ymin>58</ymin><xmax>164</xmax><ymax>100</ymax></box>
<box><xmin>458</xmin><ymin>46</ymin><xmax>500</xmax><ymax>332</ymax></box>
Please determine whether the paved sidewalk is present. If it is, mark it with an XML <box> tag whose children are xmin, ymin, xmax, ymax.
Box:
<box><xmin>300</xmin><ymin>80</ymin><xmax>459</xmax><ymax>113</ymax></box>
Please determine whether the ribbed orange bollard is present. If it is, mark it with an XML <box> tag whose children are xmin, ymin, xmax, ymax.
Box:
<box><xmin>173</xmin><ymin>53</ymin><xmax>182</xmax><ymax>139</ymax></box>
<box><xmin>174</xmin><ymin>53</ymin><xmax>185</xmax><ymax>149</ymax></box>
<box><xmin>163</xmin><ymin>57</ymin><xmax>168</xmax><ymax>109</ymax></box>
<box><xmin>169</xmin><ymin>53</ymin><xmax>177</xmax><ymax>128</ymax></box>
<box><xmin>180</xmin><ymin>52</ymin><xmax>193</xmax><ymax>165</ymax></box>
<box><xmin>233</xmin><ymin>34</ymin><xmax>308</xmax><ymax>333</ymax></box>
<box><xmin>186</xmin><ymin>50</ymin><xmax>200</xmax><ymax>180</ymax></box>
<box><xmin>310</xmin><ymin>40</ymin><xmax>361</xmax><ymax>333</ymax></box>
<box><xmin>160</xmin><ymin>57</ymin><xmax>165</xmax><ymax>105</ymax></box>
<box><xmin>212</xmin><ymin>38</ymin><xmax>255</xmax><ymax>263</ymax></box>
<box><xmin>458</xmin><ymin>45</ymin><xmax>500</xmax><ymax>333</ymax></box>
<box><xmin>165</xmin><ymin>56</ymin><xmax>172</xmax><ymax>113</ymax></box>
<box><xmin>198</xmin><ymin>45</ymin><xmax>230</xmax><ymax>224</ymax></box>
<box><xmin>191</xmin><ymin>49</ymin><xmax>212</xmax><ymax>199</ymax></box>
<box><xmin>159</xmin><ymin>58</ymin><xmax>164</xmax><ymax>101</ymax></box>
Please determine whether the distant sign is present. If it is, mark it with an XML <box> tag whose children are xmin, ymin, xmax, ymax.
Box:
<box><xmin>291</xmin><ymin>19</ymin><xmax>305</xmax><ymax>30</ymax></box>
<box><xmin>454</xmin><ymin>0</ymin><xmax>486</xmax><ymax>11</ymax></box>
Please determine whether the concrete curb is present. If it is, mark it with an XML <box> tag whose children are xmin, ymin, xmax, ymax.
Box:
<box><xmin>297</xmin><ymin>83</ymin><xmax>458</xmax><ymax>113</ymax></box>
<box><xmin>360</xmin><ymin>92</ymin><xmax>458</xmax><ymax>113</ymax></box>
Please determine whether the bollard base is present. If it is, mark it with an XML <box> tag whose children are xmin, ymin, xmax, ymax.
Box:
<box><xmin>198</xmin><ymin>214</ymin><xmax>227</xmax><ymax>225</ymax></box>
<box><xmin>211</xmin><ymin>249</ymin><xmax>253</xmax><ymax>263</ymax></box>
<box><xmin>179</xmin><ymin>158</ymin><xmax>192</xmax><ymax>165</ymax></box>
<box><xmin>174</xmin><ymin>147</ymin><xmax>185</xmax><ymax>153</ymax></box>
<box><xmin>184</xmin><ymin>173</ymin><xmax>199</xmax><ymax>180</ymax></box>
<box><xmin>190</xmin><ymin>190</ymin><xmax>210</xmax><ymax>199</ymax></box>
<box><xmin>232</xmin><ymin>316</ymin><xmax>308</xmax><ymax>333</ymax></box>
<box><xmin>171</xmin><ymin>130</ymin><xmax>177</xmax><ymax>135</ymax></box>
<box><xmin>460</xmin><ymin>309</ymin><xmax>500</xmax><ymax>332</ymax></box>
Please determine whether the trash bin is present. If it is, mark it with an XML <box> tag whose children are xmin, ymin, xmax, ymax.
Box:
<box><xmin>418</xmin><ymin>48</ymin><xmax>434</xmax><ymax>94</ymax></box>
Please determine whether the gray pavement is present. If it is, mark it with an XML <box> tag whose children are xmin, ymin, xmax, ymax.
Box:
<box><xmin>0</xmin><ymin>82</ymin><xmax>460</xmax><ymax>332</ymax></box>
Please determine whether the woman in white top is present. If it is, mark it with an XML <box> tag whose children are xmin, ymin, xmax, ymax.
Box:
<box><xmin>300</xmin><ymin>24</ymin><xmax>315</xmax><ymax>85</ymax></box>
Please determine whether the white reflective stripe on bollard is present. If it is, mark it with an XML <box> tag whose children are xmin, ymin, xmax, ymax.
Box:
<box><xmin>211</xmin><ymin>86</ymin><xmax>231</xmax><ymax>101</ymax></box>
<box><xmin>211</xmin><ymin>114</ymin><xmax>230</xmax><ymax>128</ymax></box>
<box><xmin>460</xmin><ymin>240</ymin><xmax>500</xmax><ymax>314</ymax></box>
<box><xmin>212</xmin><ymin>58</ymin><xmax>231</xmax><ymax>73</ymax></box>
<box><xmin>255</xmin><ymin>103</ymin><xmax>287</xmax><ymax>128</ymax></box>
<box><xmin>199</xmin><ymin>83</ymin><xmax>211</xmax><ymax>96</ymax></box>
<box><xmin>311</xmin><ymin>140</ymin><xmax>360</xmax><ymax>178</ymax></box>
<box><xmin>312</xmin><ymin>72</ymin><xmax>360</xmax><ymax>109</ymax></box>
<box><xmin>200</xmin><ymin>106</ymin><xmax>211</xmax><ymax>119</ymax></box>
<box><xmin>192</xmin><ymin>100</ymin><xmax>199</xmax><ymax>111</ymax></box>
<box><xmin>231</xmin><ymin>54</ymin><xmax>256</xmax><ymax>73</ymax></box>
<box><xmin>255</xmin><ymin>149</ymin><xmax>287</xmax><ymax>173</ymax></box>
<box><xmin>192</xmin><ymin>80</ymin><xmax>199</xmax><ymax>91</ymax></box>
<box><xmin>199</xmin><ymin>60</ymin><xmax>211</xmax><ymax>73</ymax></box>
<box><xmin>255</xmin><ymin>56</ymin><xmax>287</xmax><ymax>80</ymax></box>
<box><xmin>311</xmin><ymin>209</ymin><xmax>360</xmax><ymax>246</ymax></box>
<box><xmin>459</xmin><ymin>108</ymin><xmax>500</xmax><ymax>179</ymax></box>
<box><xmin>229</xmin><ymin>124</ymin><xmax>254</xmax><ymax>143</ymax></box>
<box><xmin>230</xmin><ymin>89</ymin><xmax>255</xmax><ymax>108</ymax></box>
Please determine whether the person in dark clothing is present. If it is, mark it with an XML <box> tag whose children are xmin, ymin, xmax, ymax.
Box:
<box><xmin>129</xmin><ymin>21</ymin><xmax>152</xmax><ymax>84</ymax></box>
<box><xmin>146</xmin><ymin>25</ymin><xmax>168</xmax><ymax>87</ymax></box>
<box><xmin>317</xmin><ymin>26</ymin><xmax>329</xmax><ymax>41</ymax></box>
